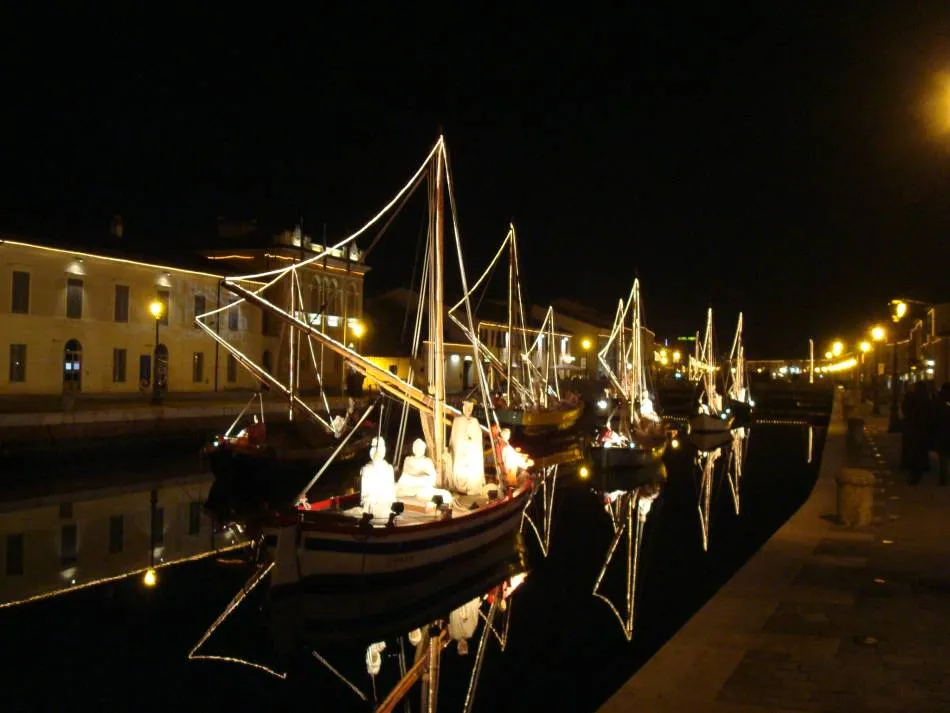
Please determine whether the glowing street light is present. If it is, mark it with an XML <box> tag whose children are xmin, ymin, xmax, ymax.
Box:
<box><xmin>143</xmin><ymin>567</ymin><xmax>157</xmax><ymax>587</ymax></box>
<box><xmin>350</xmin><ymin>321</ymin><xmax>366</xmax><ymax>339</ymax></box>
<box><xmin>871</xmin><ymin>325</ymin><xmax>886</xmax><ymax>342</ymax></box>
<box><xmin>581</xmin><ymin>338</ymin><xmax>592</xmax><ymax>351</ymax></box>
<box><xmin>672</xmin><ymin>350</ymin><xmax>681</xmax><ymax>363</ymax></box>
<box><xmin>149</xmin><ymin>300</ymin><xmax>166</xmax><ymax>405</ymax></box>
<box><xmin>832</xmin><ymin>341</ymin><xmax>843</xmax><ymax>357</ymax></box>
<box><xmin>891</xmin><ymin>300</ymin><xmax>908</xmax><ymax>322</ymax></box>
<box><xmin>825</xmin><ymin>351</ymin><xmax>833</xmax><ymax>360</ymax></box>
<box><xmin>859</xmin><ymin>341</ymin><xmax>871</xmax><ymax>353</ymax></box>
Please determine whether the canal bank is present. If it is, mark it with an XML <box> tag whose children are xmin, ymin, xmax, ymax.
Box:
<box><xmin>599</xmin><ymin>393</ymin><xmax>950</xmax><ymax>711</ymax></box>
<box><xmin>0</xmin><ymin>391</ymin><xmax>353</xmax><ymax>453</ymax></box>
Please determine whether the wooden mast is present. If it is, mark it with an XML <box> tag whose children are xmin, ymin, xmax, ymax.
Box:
<box><xmin>506</xmin><ymin>225</ymin><xmax>514</xmax><ymax>406</ymax></box>
<box><xmin>430</xmin><ymin>143</ymin><xmax>446</xmax><ymax>474</ymax></box>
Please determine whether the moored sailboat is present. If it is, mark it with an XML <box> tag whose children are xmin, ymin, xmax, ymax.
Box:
<box><xmin>588</xmin><ymin>278</ymin><xmax>669</xmax><ymax>472</ymax></box>
<box><xmin>724</xmin><ymin>312</ymin><xmax>754</xmax><ymax>425</ymax></box>
<box><xmin>687</xmin><ymin>308</ymin><xmax>735</xmax><ymax>434</ymax></box>
<box><xmin>449</xmin><ymin>224</ymin><xmax>584</xmax><ymax>434</ymax></box>
<box><xmin>214</xmin><ymin>137</ymin><xmax>537</xmax><ymax>582</ymax></box>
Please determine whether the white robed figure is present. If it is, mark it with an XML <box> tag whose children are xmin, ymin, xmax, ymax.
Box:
<box><xmin>396</xmin><ymin>438</ymin><xmax>452</xmax><ymax>504</ymax></box>
<box><xmin>360</xmin><ymin>437</ymin><xmax>396</xmax><ymax>518</ymax></box>
<box><xmin>449</xmin><ymin>400</ymin><xmax>485</xmax><ymax>494</ymax></box>
<box><xmin>448</xmin><ymin>597</ymin><xmax>481</xmax><ymax>655</ymax></box>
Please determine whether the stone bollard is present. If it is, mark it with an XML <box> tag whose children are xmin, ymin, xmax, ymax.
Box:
<box><xmin>835</xmin><ymin>468</ymin><xmax>876</xmax><ymax>526</ymax></box>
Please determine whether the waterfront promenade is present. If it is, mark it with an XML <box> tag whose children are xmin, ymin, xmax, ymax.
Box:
<box><xmin>600</xmin><ymin>396</ymin><xmax>950</xmax><ymax>712</ymax></box>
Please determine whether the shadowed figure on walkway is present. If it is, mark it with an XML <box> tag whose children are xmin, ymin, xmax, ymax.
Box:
<box><xmin>934</xmin><ymin>382</ymin><xmax>950</xmax><ymax>486</ymax></box>
<box><xmin>901</xmin><ymin>381</ymin><xmax>932</xmax><ymax>485</ymax></box>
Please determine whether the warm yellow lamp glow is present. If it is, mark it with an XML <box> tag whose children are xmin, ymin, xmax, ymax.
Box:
<box><xmin>859</xmin><ymin>341</ymin><xmax>872</xmax><ymax>353</ymax></box>
<box><xmin>824</xmin><ymin>351</ymin><xmax>833</xmax><ymax>360</ymax></box>
<box><xmin>149</xmin><ymin>300</ymin><xmax>164</xmax><ymax>320</ymax></box>
<box><xmin>581</xmin><ymin>338</ymin><xmax>592</xmax><ymax>351</ymax></box>
<box><xmin>578</xmin><ymin>465</ymin><xmax>590</xmax><ymax>479</ymax></box>
<box><xmin>871</xmin><ymin>326</ymin><xmax>886</xmax><ymax>342</ymax></box>
<box><xmin>672</xmin><ymin>350</ymin><xmax>681</xmax><ymax>363</ymax></box>
<box><xmin>350</xmin><ymin>321</ymin><xmax>366</xmax><ymax>338</ymax></box>
<box><xmin>831</xmin><ymin>341</ymin><xmax>843</xmax><ymax>357</ymax></box>
<box><xmin>892</xmin><ymin>300</ymin><xmax>908</xmax><ymax>322</ymax></box>
<box><xmin>670</xmin><ymin>438</ymin><xmax>680</xmax><ymax>450</ymax></box>
<box><xmin>143</xmin><ymin>568</ymin><xmax>158</xmax><ymax>587</ymax></box>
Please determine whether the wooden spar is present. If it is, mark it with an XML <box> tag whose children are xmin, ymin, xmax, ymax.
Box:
<box><xmin>220</xmin><ymin>280</ymin><xmax>489</xmax><ymax>434</ymax></box>
<box><xmin>295</xmin><ymin>401</ymin><xmax>376</xmax><ymax>502</ymax></box>
<box><xmin>506</xmin><ymin>224</ymin><xmax>513</xmax><ymax>406</ymax></box>
<box><xmin>288</xmin><ymin>270</ymin><xmax>296</xmax><ymax>422</ymax></box>
<box><xmin>195</xmin><ymin>319</ymin><xmax>335</xmax><ymax>432</ymax></box>
<box><xmin>375</xmin><ymin>631</ymin><xmax>449</xmax><ymax>713</ymax></box>
<box><xmin>432</xmin><ymin>147</ymin><xmax>446</xmax><ymax>474</ymax></box>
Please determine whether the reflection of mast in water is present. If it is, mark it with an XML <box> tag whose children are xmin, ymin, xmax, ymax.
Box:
<box><xmin>592</xmin><ymin>483</ymin><xmax>661</xmax><ymax>641</ymax></box>
<box><xmin>522</xmin><ymin>464</ymin><xmax>559</xmax><ymax>557</ymax></box>
<box><xmin>726</xmin><ymin>426</ymin><xmax>750</xmax><ymax>515</ymax></box>
<box><xmin>807</xmin><ymin>425</ymin><xmax>814</xmax><ymax>464</ymax></box>
<box><xmin>693</xmin><ymin>441</ymin><xmax>728</xmax><ymax>552</ymax></box>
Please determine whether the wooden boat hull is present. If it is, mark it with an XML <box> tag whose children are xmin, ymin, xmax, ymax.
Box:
<box><xmin>492</xmin><ymin>403</ymin><xmax>585</xmax><ymax>434</ymax></box>
<box><xmin>687</xmin><ymin>430</ymin><xmax>735</xmax><ymax>453</ymax></box>
<box><xmin>726</xmin><ymin>398</ymin><xmax>754</xmax><ymax>424</ymax></box>
<box><xmin>202</xmin><ymin>432</ymin><xmax>373</xmax><ymax>503</ymax></box>
<box><xmin>264</xmin><ymin>482</ymin><xmax>534</xmax><ymax>582</ymax></box>
<box><xmin>687</xmin><ymin>412</ymin><xmax>735</xmax><ymax>434</ymax></box>
<box><xmin>588</xmin><ymin>437</ymin><xmax>668</xmax><ymax>472</ymax></box>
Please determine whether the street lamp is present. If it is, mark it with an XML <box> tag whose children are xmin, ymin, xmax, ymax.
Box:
<box><xmin>832</xmin><ymin>340</ymin><xmax>844</xmax><ymax>357</ymax></box>
<box><xmin>580</xmin><ymin>337</ymin><xmax>592</xmax><ymax>351</ymax></box>
<box><xmin>888</xmin><ymin>300</ymin><xmax>906</xmax><ymax>432</ymax></box>
<box><xmin>149</xmin><ymin>300</ymin><xmax>165</xmax><ymax>405</ymax></box>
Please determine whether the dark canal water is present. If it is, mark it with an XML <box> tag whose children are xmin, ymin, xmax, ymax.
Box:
<box><xmin>0</xmin><ymin>409</ymin><xmax>828</xmax><ymax>712</ymax></box>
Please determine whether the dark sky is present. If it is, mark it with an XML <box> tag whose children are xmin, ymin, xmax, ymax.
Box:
<box><xmin>3</xmin><ymin>4</ymin><xmax>950</xmax><ymax>356</ymax></box>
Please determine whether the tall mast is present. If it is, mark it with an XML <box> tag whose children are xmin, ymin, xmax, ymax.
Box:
<box><xmin>631</xmin><ymin>279</ymin><xmax>642</xmax><ymax>406</ymax></box>
<box><xmin>506</xmin><ymin>225</ymin><xmax>513</xmax><ymax>405</ymax></box>
<box><xmin>288</xmin><ymin>269</ymin><xmax>296</xmax><ymax>421</ymax></box>
<box><xmin>430</xmin><ymin>146</ymin><xmax>446</xmax><ymax>471</ymax></box>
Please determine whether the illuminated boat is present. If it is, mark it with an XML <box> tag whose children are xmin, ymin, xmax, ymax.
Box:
<box><xmin>686</xmin><ymin>307</ymin><xmax>735</xmax><ymax>434</ymax></box>
<box><xmin>588</xmin><ymin>279</ymin><xmax>669</xmax><ymax>473</ymax></box>
<box><xmin>200</xmin><ymin>397</ymin><xmax>375</xmax><ymax>501</ymax></box>
<box><xmin>449</xmin><ymin>224</ymin><xmax>585</xmax><ymax>435</ymax></box>
<box><xmin>209</xmin><ymin>137</ymin><xmax>538</xmax><ymax>581</ymax></box>
<box><xmin>724</xmin><ymin>312</ymin><xmax>754</xmax><ymax>425</ymax></box>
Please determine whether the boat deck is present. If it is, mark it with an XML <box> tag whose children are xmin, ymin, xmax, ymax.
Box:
<box><xmin>338</xmin><ymin>486</ymin><xmax>502</xmax><ymax>526</ymax></box>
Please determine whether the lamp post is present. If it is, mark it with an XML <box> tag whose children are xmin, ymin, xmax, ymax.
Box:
<box><xmin>149</xmin><ymin>300</ymin><xmax>165</xmax><ymax>405</ymax></box>
<box><xmin>870</xmin><ymin>325</ymin><xmax>885</xmax><ymax>415</ymax></box>
<box><xmin>887</xmin><ymin>300</ymin><xmax>907</xmax><ymax>433</ymax></box>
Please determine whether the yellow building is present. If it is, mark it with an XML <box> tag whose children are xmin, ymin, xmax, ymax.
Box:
<box><xmin>0</xmin><ymin>226</ymin><xmax>368</xmax><ymax>398</ymax></box>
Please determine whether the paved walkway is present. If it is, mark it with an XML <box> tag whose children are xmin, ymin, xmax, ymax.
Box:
<box><xmin>599</xmin><ymin>396</ymin><xmax>950</xmax><ymax>712</ymax></box>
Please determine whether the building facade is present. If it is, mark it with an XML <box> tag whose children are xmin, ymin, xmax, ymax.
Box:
<box><xmin>0</xmin><ymin>228</ymin><xmax>368</xmax><ymax>398</ymax></box>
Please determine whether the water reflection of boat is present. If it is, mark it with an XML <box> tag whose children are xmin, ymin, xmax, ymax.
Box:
<box><xmin>690</xmin><ymin>429</ymin><xmax>733</xmax><ymax>552</ymax></box>
<box><xmin>726</xmin><ymin>426</ymin><xmax>750</xmax><ymax>515</ymax></box>
<box><xmin>591</xmin><ymin>462</ymin><xmax>666</xmax><ymax>641</ymax></box>
<box><xmin>191</xmin><ymin>532</ymin><xmax>529</xmax><ymax>713</ymax></box>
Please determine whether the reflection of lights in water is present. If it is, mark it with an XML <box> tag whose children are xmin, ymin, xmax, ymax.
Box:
<box><xmin>597</xmin><ymin>400</ymin><xmax>608</xmax><ymax>410</ymax></box>
<box><xmin>670</xmin><ymin>438</ymin><xmax>680</xmax><ymax>449</ymax></box>
<box><xmin>143</xmin><ymin>568</ymin><xmax>158</xmax><ymax>587</ymax></box>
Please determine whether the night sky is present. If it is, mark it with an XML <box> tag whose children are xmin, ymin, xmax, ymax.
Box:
<box><xmin>3</xmin><ymin>4</ymin><xmax>950</xmax><ymax>356</ymax></box>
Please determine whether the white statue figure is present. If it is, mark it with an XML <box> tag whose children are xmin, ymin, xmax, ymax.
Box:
<box><xmin>640</xmin><ymin>393</ymin><xmax>660</xmax><ymax>423</ymax></box>
<box><xmin>360</xmin><ymin>437</ymin><xmax>396</xmax><ymax>518</ymax></box>
<box><xmin>365</xmin><ymin>641</ymin><xmax>386</xmax><ymax>676</ymax></box>
<box><xmin>500</xmin><ymin>428</ymin><xmax>533</xmax><ymax>482</ymax></box>
<box><xmin>449</xmin><ymin>400</ymin><xmax>485</xmax><ymax>494</ymax></box>
<box><xmin>396</xmin><ymin>438</ymin><xmax>452</xmax><ymax>503</ymax></box>
<box><xmin>448</xmin><ymin>597</ymin><xmax>481</xmax><ymax>655</ymax></box>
